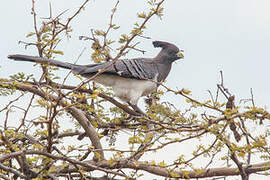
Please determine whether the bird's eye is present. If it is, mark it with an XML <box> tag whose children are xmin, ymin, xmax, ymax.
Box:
<box><xmin>169</xmin><ymin>51</ymin><xmax>175</xmax><ymax>55</ymax></box>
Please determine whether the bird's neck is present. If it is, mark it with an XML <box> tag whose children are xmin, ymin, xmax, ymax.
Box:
<box><xmin>154</xmin><ymin>52</ymin><xmax>171</xmax><ymax>64</ymax></box>
<box><xmin>155</xmin><ymin>60</ymin><xmax>172</xmax><ymax>82</ymax></box>
<box><xmin>155</xmin><ymin>49</ymin><xmax>171</xmax><ymax>64</ymax></box>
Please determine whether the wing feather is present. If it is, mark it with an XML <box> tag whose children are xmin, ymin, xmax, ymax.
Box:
<box><xmin>77</xmin><ymin>58</ymin><xmax>158</xmax><ymax>80</ymax></box>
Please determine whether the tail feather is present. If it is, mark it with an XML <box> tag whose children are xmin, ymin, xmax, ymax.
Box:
<box><xmin>8</xmin><ymin>54</ymin><xmax>74</xmax><ymax>70</ymax></box>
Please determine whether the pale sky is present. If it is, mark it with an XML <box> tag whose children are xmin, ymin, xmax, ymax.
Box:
<box><xmin>1</xmin><ymin>0</ymin><xmax>270</xmax><ymax>179</ymax></box>
<box><xmin>2</xmin><ymin>0</ymin><xmax>270</xmax><ymax>106</ymax></box>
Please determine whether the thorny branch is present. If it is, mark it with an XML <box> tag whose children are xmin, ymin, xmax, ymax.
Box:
<box><xmin>1</xmin><ymin>150</ymin><xmax>270</xmax><ymax>179</ymax></box>
<box><xmin>0</xmin><ymin>79</ymin><xmax>104</xmax><ymax>159</ymax></box>
<box><xmin>4</xmin><ymin>77</ymin><xmax>270</xmax><ymax>179</ymax></box>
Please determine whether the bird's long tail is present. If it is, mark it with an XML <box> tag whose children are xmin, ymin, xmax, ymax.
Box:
<box><xmin>8</xmin><ymin>54</ymin><xmax>75</xmax><ymax>70</ymax></box>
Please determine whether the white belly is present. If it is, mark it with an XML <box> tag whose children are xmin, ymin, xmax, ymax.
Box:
<box><xmin>93</xmin><ymin>74</ymin><xmax>157</xmax><ymax>104</ymax></box>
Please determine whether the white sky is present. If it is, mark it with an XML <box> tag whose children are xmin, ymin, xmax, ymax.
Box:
<box><xmin>1</xmin><ymin>0</ymin><xmax>270</xmax><ymax>179</ymax></box>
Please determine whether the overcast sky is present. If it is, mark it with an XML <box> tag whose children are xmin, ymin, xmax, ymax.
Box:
<box><xmin>2</xmin><ymin>0</ymin><xmax>270</xmax><ymax>107</ymax></box>
<box><xmin>1</xmin><ymin>0</ymin><xmax>270</xmax><ymax>179</ymax></box>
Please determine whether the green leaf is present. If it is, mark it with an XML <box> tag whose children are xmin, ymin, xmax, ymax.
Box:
<box><xmin>138</xmin><ymin>12</ymin><xmax>146</xmax><ymax>18</ymax></box>
<box><xmin>26</xmin><ymin>32</ymin><xmax>35</xmax><ymax>38</ymax></box>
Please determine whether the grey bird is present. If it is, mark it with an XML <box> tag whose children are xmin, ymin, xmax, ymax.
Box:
<box><xmin>8</xmin><ymin>41</ymin><xmax>184</xmax><ymax>113</ymax></box>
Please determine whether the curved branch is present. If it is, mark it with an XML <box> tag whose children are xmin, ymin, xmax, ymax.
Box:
<box><xmin>4</xmin><ymin>149</ymin><xmax>265</xmax><ymax>179</ymax></box>
<box><xmin>1</xmin><ymin>94</ymin><xmax>270</xmax><ymax>179</ymax></box>
<box><xmin>35</xmin><ymin>81</ymin><xmax>140</xmax><ymax>116</ymax></box>
<box><xmin>0</xmin><ymin>79</ymin><xmax>104</xmax><ymax>159</ymax></box>
<box><xmin>77</xmin><ymin>160</ymin><xmax>270</xmax><ymax>179</ymax></box>
<box><xmin>0</xmin><ymin>150</ymin><xmax>128</xmax><ymax>178</ymax></box>
<box><xmin>0</xmin><ymin>163</ymin><xmax>27</xmax><ymax>179</ymax></box>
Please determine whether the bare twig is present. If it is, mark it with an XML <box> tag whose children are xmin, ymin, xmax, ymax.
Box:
<box><xmin>16</xmin><ymin>94</ymin><xmax>35</xmax><ymax>132</ymax></box>
<box><xmin>250</xmin><ymin>88</ymin><xmax>255</xmax><ymax>107</ymax></box>
<box><xmin>0</xmin><ymin>163</ymin><xmax>27</xmax><ymax>179</ymax></box>
<box><xmin>0</xmin><ymin>79</ymin><xmax>104</xmax><ymax>159</ymax></box>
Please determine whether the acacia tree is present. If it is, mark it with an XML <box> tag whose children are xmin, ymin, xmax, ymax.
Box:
<box><xmin>1</xmin><ymin>0</ymin><xmax>270</xmax><ymax>179</ymax></box>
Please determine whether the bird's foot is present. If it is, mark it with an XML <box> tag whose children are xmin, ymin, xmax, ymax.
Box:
<box><xmin>128</xmin><ymin>102</ymin><xmax>146</xmax><ymax>116</ymax></box>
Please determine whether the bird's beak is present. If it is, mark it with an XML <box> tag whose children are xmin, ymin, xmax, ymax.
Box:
<box><xmin>177</xmin><ymin>50</ymin><xmax>184</xmax><ymax>59</ymax></box>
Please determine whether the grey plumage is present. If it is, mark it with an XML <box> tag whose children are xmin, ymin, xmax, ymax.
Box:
<box><xmin>8</xmin><ymin>41</ymin><xmax>184</xmax><ymax>107</ymax></box>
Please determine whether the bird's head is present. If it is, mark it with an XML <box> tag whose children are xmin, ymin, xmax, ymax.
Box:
<box><xmin>153</xmin><ymin>41</ymin><xmax>184</xmax><ymax>62</ymax></box>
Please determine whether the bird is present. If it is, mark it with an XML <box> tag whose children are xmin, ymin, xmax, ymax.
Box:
<box><xmin>8</xmin><ymin>41</ymin><xmax>184</xmax><ymax>114</ymax></box>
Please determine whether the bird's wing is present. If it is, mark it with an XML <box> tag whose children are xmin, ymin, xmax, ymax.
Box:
<box><xmin>77</xmin><ymin>58</ymin><xmax>159</xmax><ymax>80</ymax></box>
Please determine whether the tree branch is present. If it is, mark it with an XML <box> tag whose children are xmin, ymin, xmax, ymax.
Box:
<box><xmin>0</xmin><ymin>79</ymin><xmax>104</xmax><ymax>159</ymax></box>
<box><xmin>0</xmin><ymin>163</ymin><xmax>27</xmax><ymax>179</ymax></box>
<box><xmin>2</xmin><ymin>150</ymin><xmax>270</xmax><ymax>179</ymax></box>
<box><xmin>33</xmin><ymin>81</ymin><xmax>140</xmax><ymax>116</ymax></box>
<box><xmin>64</xmin><ymin>159</ymin><xmax>270</xmax><ymax>179</ymax></box>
